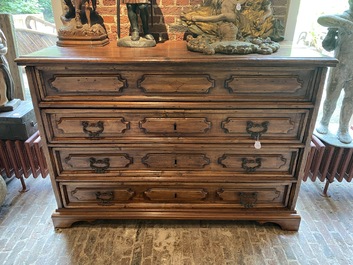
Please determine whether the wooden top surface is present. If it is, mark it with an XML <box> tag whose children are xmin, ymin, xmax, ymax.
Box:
<box><xmin>16</xmin><ymin>40</ymin><xmax>338</xmax><ymax>67</ymax></box>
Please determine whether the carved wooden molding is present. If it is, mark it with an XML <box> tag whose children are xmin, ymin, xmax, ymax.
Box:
<box><xmin>55</xmin><ymin>117</ymin><xmax>130</xmax><ymax>137</ymax></box>
<box><xmin>139</xmin><ymin>117</ymin><xmax>211</xmax><ymax>134</ymax></box>
<box><xmin>64</xmin><ymin>154</ymin><xmax>133</xmax><ymax>170</ymax></box>
<box><xmin>142</xmin><ymin>153</ymin><xmax>210</xmax><ymax>168</ymax></box>
<box><xmin>70</xmin><ymin>188</ymin><xmax>135</xmax><ymax>205</ymax></box>
<box><xmin>144</xmin><ymin>188</ymin><xmax>208</xmax><ymax>201</ymax></box>
<box><xmin>224</xmin><ymin>75</ymin><xmax>304</xmax><ymax>94</ymax></box>
<box><xmin>137</xmin><ymin>74</ymin><xmax>215</xmax><ymax>94</ymax></box>
<box><xmin>49</xmin><ymin>74</ymin><xmax>128</xmax><ymax>93</ymax></box>
<box><xmin>218</xmin><ymin>154</ymin><xmax>287</xmax><ymax>171</ymax></box>
<box><xmin>222</xmin><ymin>118</ymin><xmax>296</xmax><ymax>134</ymax></box>
<box><xmin>217</xmin><ymin>188</ymin><xmax>281</xmax><ymax>208</ymax></box>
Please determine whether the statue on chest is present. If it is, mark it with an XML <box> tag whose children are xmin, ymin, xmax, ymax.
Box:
<box><xmin>57</xmin><ymin>0</ymin><xmax>109</xmax><ymax>47</ymax></box>
<box><xmin>180</xmin><ymin>0</ymin><xmax>283</xmax><ymax>55</ymax></box>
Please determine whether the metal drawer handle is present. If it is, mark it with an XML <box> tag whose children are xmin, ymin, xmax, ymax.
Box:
<box><xmin>89</xmin><ymin>157</ymin><xmax>110</xmax><ymax>173</ymax></box>
<box><xmin>246</xmin><ymin>121</ymin><xmax>269</xmax><ymax>138</ymax></box>
<box><xmin>239</xmin><ymin>192</ymin><xmax>258</xmax><ymax>208</ymax></box>
<box><xmin>95</xmin><ymin>191</ymin><xmax>114</xmax><ymax>205</ymax></box>
<box><xmin>246</xmin><ymin>121</ymin><xmax>269</xmax><ymax>139</ymax></box>
<box><xmin>246</xmin><ymin>121</ymin><xmax>269</xmax><ymax>150</ymax></box>
<box><xmin>82</xmin><ymin>121</ymin><xmax>104</xmax><ymax>138</ymax></box>
<box><xmin>241</xmin><ymin>158</ymin><xmax>261</xmax><ymax>172</ymax></box>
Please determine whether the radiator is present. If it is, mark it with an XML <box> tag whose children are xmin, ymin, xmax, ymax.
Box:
<box><xmin>0</xmin><ymin>131</ymin><xmax>48</xmax><ymax>192</ymax></box>
<box><xmin>2</xmin><ymin>130</ymin><xmax>352</xmax><ymax>194</ymax></box>
<box><xmin>304</xmin><ymin>134</ymin><xmax>353</xmax><ymax>194</ymax></box>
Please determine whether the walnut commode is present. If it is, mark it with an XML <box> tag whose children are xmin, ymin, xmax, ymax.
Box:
<box><xmin>17</xmin><ymin>42</ymin><xmax>337</xmax><ymax>230</ymax></box>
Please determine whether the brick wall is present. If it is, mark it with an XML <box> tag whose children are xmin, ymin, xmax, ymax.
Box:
<box><xmin>97</xmin><ymin>0</ymin><xmax>291</xmax><ymax>41</ymax></box>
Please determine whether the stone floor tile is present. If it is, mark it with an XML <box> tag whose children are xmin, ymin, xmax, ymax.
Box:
<box><xmin>1</xmin><ymin>178</ymin><xmax>353</xmax><ymax>265</ymax></box>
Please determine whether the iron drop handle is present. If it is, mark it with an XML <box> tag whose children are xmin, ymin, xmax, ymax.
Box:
<box><xmin>82</xmin><ymin>121</ymin><xmax>104</xmax><ymax>138</ymax></box>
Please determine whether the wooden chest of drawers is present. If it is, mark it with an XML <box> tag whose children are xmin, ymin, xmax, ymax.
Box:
<box><xmin>17</xmin><ymin>41</ymin><xmax>337</xmax><ymax>230</ymax></box>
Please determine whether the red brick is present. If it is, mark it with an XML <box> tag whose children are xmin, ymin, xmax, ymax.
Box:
<box><xmin>102</xmin><ymin>15</ymin><xmax>115</xmax><ymax>23</ymax></box>
<box><xmin>176</xmin><ymin>0</ymin><xmax>189</xmax><ymax>5</ymax></box>
<box><xmin>102</xmin><ymin>0</ymin><xmax>116</xmax><ymax>6</ymax></box>
<box><xmin>98</xmin><ymin>6</ymin><xmax>116</xmax><ymax>15</ymax></box>
<box><xmin>162</xmin><ymin>0</ymin><xmax>176</xmax><ymax>6</ymax></box>
<box><xmin>162</xmin><ymin>16</ymin><xmax>176</xmax><ymax>24</ymax></box>
<box><xmin>162</xmin><ymin>6</ymin><xmax>183</xmax><ymax>15</ymax></box>
<box><xmin>119</xmin><ymin>15</ymin><xmax>130</xmax><ymax>24</ymax></box>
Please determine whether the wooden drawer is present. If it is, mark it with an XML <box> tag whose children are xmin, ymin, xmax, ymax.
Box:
<box><xmin>52</xmin><ymin>146</ymin><xmax>300</xmax><ymax>177</ymax></box>
<box><xmin>42</xmin><ymin>109</ymin><xmax>308</xmax><ymax>144</ymax></box>
<box><xmin>37</xmin><ymin>67</ymin><xmax>316</xmax><ymax>102</ymax></box>
<box><xmin>59</xmin><ymin>182</ymin><xmax>292</xmax><ymax>209</ymax></box>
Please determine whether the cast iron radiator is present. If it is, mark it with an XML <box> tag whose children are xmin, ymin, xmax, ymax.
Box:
<box><xmin>0</xmin><ymin>131</ymin><xmax>48</xmax><ymax>192</ymax></box>
<box><xmin>304</xmin><ymin>134</ymin><xmax>353</xmax><ymax>195</ymax></box>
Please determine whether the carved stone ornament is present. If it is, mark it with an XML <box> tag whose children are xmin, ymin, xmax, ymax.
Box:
<box><xmin>180</xmin><ymin>0</ymin><xmax>284</xmax><ymax>55</ymax></box>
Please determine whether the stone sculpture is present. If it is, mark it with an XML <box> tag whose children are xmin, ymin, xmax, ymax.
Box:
<box><xmin>316</xmin><ymin>0</ymin><xmax>353</xmax><ymax>144</ymax></box>
<box><xmin>0</xmin><ymin>29</ymin><xmax>14</xmax><ymax>109</ymax></box>
<box><xmin>180</xmin><ymin>0</ymin><xmax>283</xmax><ymax>55</ymax></box>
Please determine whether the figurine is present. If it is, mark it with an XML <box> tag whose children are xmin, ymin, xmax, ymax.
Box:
<box><xmin>63</xmin><ymin>0</ymin><xmax>95</xmax><ymax>28</ymax></box>
<box><xmin>124</xmin><ymin>0</ymin><xmax>154</xmax><ymax>41</ymax></box>
<box><xmin>316</xmin><ymin>0</ymin><xmax>353</xmax><ymax>144</ymax></box>
<box><xmin>117</xmin><ymin>0</ymin><xmax>156</xmax><ymax>47</ymax></box>
<box><xmin>0</xmin><ymin>29</ymin><xmax>14</xmax><ymax>108</ymax></box>
<box><xmin>57</xmin><ymin>0</ymin><xmax>109</xmax><ymax>47</ymax></box>
<box><xmin>180</xmin><ymin>0</ymin><xmax>280</xmax><ymax>55</ymax></box>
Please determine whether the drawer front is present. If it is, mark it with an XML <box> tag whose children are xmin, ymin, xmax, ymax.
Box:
<box><xmin>223</xmin><ymin>73</ymin><xmax>313</xmax><ymax>100</ymax></box>
<box><xmin>52</xmin><ymin>146</ymin><xmax>300</xmax><ymax>177</ymax></box>
<box><xmin>41</xmin><ymin>72</ymin><xmax>128</xmax><ymax>98</ymax></box>
<box><xmin>59</xmin><ymin>182</ymin><xmax>292</xmax><ymax>209</ymax></box>
<box><xmin>42</xmin><ymin>109</ymin><xmax>308</xmax><ymax>143</ymax></box>
<box><xmin>38</xmin><ymin>68</ymin><xmax>316</xmax><ymax>102</ymax></box>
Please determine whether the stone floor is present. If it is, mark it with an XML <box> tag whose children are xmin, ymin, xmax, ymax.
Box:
<box><xmin>1</xmin><ymin>178</ymin><xmax>353</xmax><ymax>265</ymax></box>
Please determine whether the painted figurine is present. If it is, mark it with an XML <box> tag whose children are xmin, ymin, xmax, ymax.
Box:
<box><xmin>64</xmin><ymin>0</ymin><xmax>96</xmax><ymax>28</ymax></box>
<box><xmin>123</xmin><ymin>0</ymin><xmax>154</xmax><ymax>41</ymax></box>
